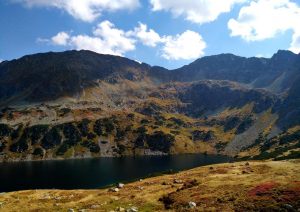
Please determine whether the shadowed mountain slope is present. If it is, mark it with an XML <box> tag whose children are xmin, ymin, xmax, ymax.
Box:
<box><xmin>0</xmin><ymin>50</ymin><xmax>299</xmax><ymax>161</ymax></box>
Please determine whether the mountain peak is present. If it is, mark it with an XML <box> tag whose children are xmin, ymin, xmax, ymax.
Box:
<box><xmin>272</xmin><ymin>50</ymin><xmax>297</xmax><ymax>60</ymax></box>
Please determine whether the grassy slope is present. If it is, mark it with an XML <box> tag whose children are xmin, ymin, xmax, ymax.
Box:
<box><xmin>0</xmin><ymin>160</ymin><xmax>299</xmax><ymax>211</ymax></box>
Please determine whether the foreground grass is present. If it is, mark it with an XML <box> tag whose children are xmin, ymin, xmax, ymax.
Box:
<box><xmin>0</xmin><ymin>160</ymin><xmax>299</xmax><ymax>211</ymax></box>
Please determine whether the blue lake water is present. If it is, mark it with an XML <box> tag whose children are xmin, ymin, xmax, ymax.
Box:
<box><xmin>0</xmin><ymin>154</ymin><xmax>231</xmax><ymax>192</ymax></box>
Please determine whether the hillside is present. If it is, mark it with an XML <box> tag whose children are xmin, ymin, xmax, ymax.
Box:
<box><xmin>0</xmin><ymin>50</ymin><xmax>299</xmax><ymax>162</ymax></box>
<box><xmin>0</xmin><ymin>160</ymin><xmax>299</xmax><ymax>211</ymax></box>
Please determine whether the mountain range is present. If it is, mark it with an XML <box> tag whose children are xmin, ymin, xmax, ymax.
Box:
<box><xmin>0</xmin><ymin>50</ymin><xmax>299</xmax><ymax>162</ymax></box>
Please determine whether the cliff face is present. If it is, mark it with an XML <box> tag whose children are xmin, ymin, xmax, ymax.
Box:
<box><xmin>0</xmin><ymin>50</ymin><xmax>299</xmax><ymax>161</ymax></box>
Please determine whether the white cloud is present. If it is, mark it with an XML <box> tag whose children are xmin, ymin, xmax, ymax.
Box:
<box><xmin>51</xmin><ymin>31</ymin><xmax>70</xmax><ymax>45</ymax></box>
<box><xmin>228</xmin><ymin>0</ymin><xmax>300</xmax><ymax>53</ymax></box>
<box><xmin>92</xmin><ymin>20</ymin><xmax>135</xmax><ymax>54</ymax></box>
<box><xmin>127</xmin><ymin>23</ymin><xmax>162</xmax><ymax>47</ymax></box>
<box><xmin>0</xmin><ymin>59</ymin><xmax>3</xmax><ymax>63</ymax></box>
<box><xmin>13</xmin><ymin>0</ymin><xmax>140</xmax><ymax>22</ymax></box>
<box><xmin>69</xmin><ymin>21</ymin><xmax>135</xmax><ymax>55</ymax></box>
<box><xmin>150</xmin><ymin>0</ymin><xmax>246</xmax><ymax>24</ymax></box>
<box><xmin>161</xmin><ymin>30</ymin><xmax>206</xmax><ymax>60</ymax></box>
<box><xmin>46</xmin><ymin>21</ymin><xmax>206</xmax><ymax>60</ymax></box>
<box><xmin>50</xmin><ymin>20</ymin><xmax>135</xmax><ymax>56</ymax></box>
<box><xmin>289</xmin><ymin>30</ymin><xmax>300</xmax><ymax>54</ymax></box>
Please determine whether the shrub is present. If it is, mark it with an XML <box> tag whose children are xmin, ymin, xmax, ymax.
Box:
<box><xmin>9</xmin><ymin>131</ymin><xmax>29</xmax><ymax>153</ymax></box>
<box><xmin>28</xmin><ymin>125</ymin><xmax>49</xmax><ymax>145</ymax></box>
<box><xmin>0</xmin><ymin>140</ymin><xmax>6</xmax><ymax>152</ymax></box>
<box><xmin>58</xmin><ymin>108</ymin><xmax>71</xmax><ymax>117</ymax></box>
<box><xmin>125</xmin><ymin>125</ymin><xmax>132</xmax><ymax>132</ymax></box>
<box><xmin>135</xmin><ymin>135</ymin><xmax>146</xmax><ymax>148</ymax></box>
<box><xmin>41</xmin><ymin>127</ymin><xmax>62</xmax><ymax>149</ymax></box>
<box><xmin>103</xmin><ymin>118</ymin><xmax>114</xmax><ymax>133</ymax></box>
<box><xmin>89</xmin><ymin>143</ymin><xmax>100</xmax><ymax>153</ymax></box>
<box><xmin>10</xmin><ymin>124</ymin><xmax>23</xmax><ymax>140</ymax></box>
<box><xmin>140</xmin><ymin>119</ymin><xmax>150</xmax><ymax>124</ymax></box>
<box><xmin>56</xmin><ymin>143</ymin><xmax>69</xmax><ymax>156</ymax></box>
<box><xmin>115</xmin><ymin>128</ymin><xmax>125</xmax><ymax>141</ymax></box>
<box><xmin>81</xmin><ymin>140</ymin><xmax>100</xmax><ymax>153</ymax></box>
<box><xmin>168</xmin><ymin>117</ymin><xmax>184</xmax><ymax>126</ymax></box>
<box><xmin>117</xmin><ymin>144</ymin><xmax>126</xmax><ymax>154</ymax></box>
<box><xmin>279</xmin><ymin>130</ymin><xmax>300</xmax><ymax>145</ymax></box>
<box><xmin>224</xmin><ymin>117</ymin><xmax>240</xmax><ymax>132</ymax></box>
<box><xmin>62</xmin><ymin>123</ymin><xmax>81</xmax><ymax>146</ymax></box>
<box><xmin>127</xmin><ymin>113</ymin><xmax>135</xmax><ymax>119</ymax></box>
<box><xmin>77</xmin><ymin>119</ymin><xmax>90</xmax><ymax>137</ymax></box>
<box><xmin>146</xmin><ymin>131</ymin><xmax>175</xmax><ymax>153</ymax></box>
<box><xmin>33</xmin><ymin>147</ymin><xmax>44</xmax><ymax>156</ymax></box>
<box><xmin>93</xmin><ymin>119</ymin><xmax>103</xmax><ymax>136</ymax></box>
<box><xmin>87</xmin><ymin>132</ymin><xmax>96</xmax><ymax>140</ymax></box>
<box><xmin>0</xmin><ymin>124</ymin><xmax>11</xmax><ymax>137</ymax></box>
<box><xmin>236</xmin><ymin>116</ymin><xmax>253</xmax><ymax>134</ymax></box>
<box><xmin>135</xmin><ymin>126</ymin><xmax>147</xmax><ymax>135</ymax></box>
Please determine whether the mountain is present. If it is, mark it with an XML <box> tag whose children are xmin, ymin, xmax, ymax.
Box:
<box><xmin>168</xmin><ymin>50</ymin><xmax>300</xmax><ymax>93</ymax></box>
<box><xmin>0</xmin><ymin>50</ymin><xmax>151</xmax><ymax>104</ymax></box>
<box><xmin>0</xmin><ymin>50</ymin><xmax>299</xmax><ymax>162</ymax></box>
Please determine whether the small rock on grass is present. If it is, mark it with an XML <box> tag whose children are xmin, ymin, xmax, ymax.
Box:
<box><xmin>188</xmin><ymin>201</ymin><xmax>197</xmax><ymax>208</ymax></box>
<box><xmin>283</xmin><ymin>204</ymin><xmax>293</xmax><ymax>210</ymax></box>
<box><xmin>137</xmin><ymin>186</ymin><xmax>144</xmax><ymax>190</ymax></box>
<box><xmin>173</xmin><ymin>179</ymin><xmax>183</xmax><ymax>184</ymax></box>
<box><xmin>126</xmin><ymin>206</ymin><xmax>138</xmax><ymax>212</ymax></box>
<box><xmin>109</xmin><ymin>187</ymin><xmax>119</xmax><ymax>192</ymax></box>
<box><xmin>116</xmin><ymin>206</ymin><xmax>125</xmax><ymax>211</ymax></box>
<box><xmin>117</xmin><ymin>183</ymin><xmax>125</xmax><ymax>188</ymax></box>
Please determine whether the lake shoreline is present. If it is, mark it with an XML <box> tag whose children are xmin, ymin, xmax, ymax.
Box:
<box><xmin>0</xmin><ymin>152</ymin><xmax>229</xmax><ymax>164</ymax></box>
<box><xmin>1</xmin><ymin>159</ymin><xmax>299</xmax><ymax>211</ymax></box>
<box><xmin>0</xmin><ymin>153</ymin><xmax>231</xmax><ymax>192</ymax></box>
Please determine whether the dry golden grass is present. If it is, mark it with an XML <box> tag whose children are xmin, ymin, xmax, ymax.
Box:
<box><xmin>0</xmin><ymin>160</ymin><xmax>299</xmax><ymax>212</ymax></box>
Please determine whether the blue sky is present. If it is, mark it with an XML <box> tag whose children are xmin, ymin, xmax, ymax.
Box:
<box><xmin>0</xmin><ymin>0</ymin><xmax>299</xmax><ymax>69</ymax></box>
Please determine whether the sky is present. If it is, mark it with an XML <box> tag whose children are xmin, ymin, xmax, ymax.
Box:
<box><xmin>0</xmin><ymin>0</ymin><xmax>300</xmax><ymax>69</ymax></box>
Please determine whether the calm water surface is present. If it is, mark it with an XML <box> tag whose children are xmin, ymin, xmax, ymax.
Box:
<box><xmin>0</xmin><ymin>154</ymin><xmax>231</xmax><ymax>192</ymax></box>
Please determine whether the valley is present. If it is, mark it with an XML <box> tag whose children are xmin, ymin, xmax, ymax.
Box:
<box><xmin>0</xmin><ymin>50</ymin><xmax>299</xmax><ymax>162</ymax></box>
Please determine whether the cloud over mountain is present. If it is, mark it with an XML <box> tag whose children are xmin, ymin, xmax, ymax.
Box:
<box><xmin>228</xmin><ymin>0</ymin><xmax>300</xmax><ymax>53</ymax></box>
<box><xmin>48</xmin><ymin>21</ymin><xmax>206</xmax><ymax>60</ymax></box>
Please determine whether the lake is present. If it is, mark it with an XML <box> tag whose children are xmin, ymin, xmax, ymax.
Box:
<box><xmin>0</xmin><ymin>154</ymin><xmax>231</xmax><ymax>192</ymax></box>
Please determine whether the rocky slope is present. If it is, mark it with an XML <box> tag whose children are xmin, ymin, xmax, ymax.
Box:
<box><xmin>0</xmin><ymin>160</ymin><xmax>299</xmax><ymax>211</ymax></box>
<box><xmin>0</xmin><ymin>50</ymin><xmax>299</xmax><ymax>161</ymax></box>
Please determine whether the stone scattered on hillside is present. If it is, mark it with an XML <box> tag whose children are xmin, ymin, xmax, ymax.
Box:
<box><xmin>117</xmin><ymin>183</ymin><xmax>124</xmax><ymax>188</ymax></box>
<box><xmin>188</xmin><ymin>201</ymin><xmax>197</xmax><ymax>208</ymax></box>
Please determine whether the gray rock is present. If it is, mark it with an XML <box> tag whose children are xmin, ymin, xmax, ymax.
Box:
<box><xmin>116</xmin><ymin>207</ymin><xmax>125</xmax><ymax>211</ymax></box>
<box><xmin>173</xmin><ymin>179</ymin><xmax>183</xmax><ymax>184</ymax></box>
<box><xmin>283</xmin><ymin>204</ymin><xmax>293</xmax><ymax>210</ymax></box>
<box><xmin>188</xmin><ymin>201</ymin><xmax>197</xmax><ymax>208</ymax></box>
<box><xmin>109</xmin><ymin>187</ymin><xmax>119</xmax><ymax>192</ymax></box>
<box><xmin>126</xmin><ymin>206</ymin><xmax>138</xmax><ymax>212</ymax></box>
<box><xmin>117</xmin><ymin>183</ymin><xmax>125</xmax><ymax>188</ymax></box>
